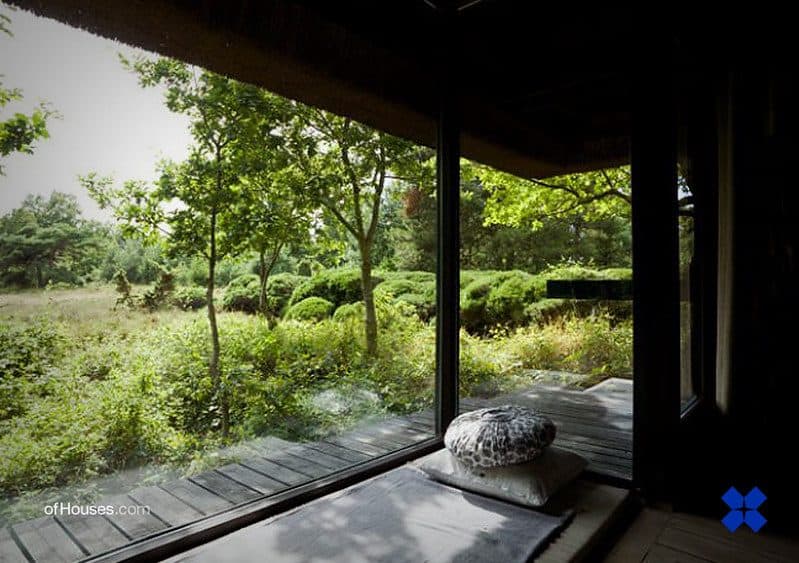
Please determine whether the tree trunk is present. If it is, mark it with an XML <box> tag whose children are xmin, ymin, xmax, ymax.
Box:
<box><xmin>207</xmin><ymin>209</ymin><xmax>228</xmax><ymax>437</ymax></box>
<box><xmin>257</xmin><ymin>243</ymin><xmax>283</xmax><ymax>319</ymax></box>
<box><xmin>359</xmin><ymin>242</ymin><xmax>378</xmax><ymax>356</ymax></box>
<box><xmin>258</xmin><ymin>249</ymin><xmax>268</xmax><ymax>316</ymax></box>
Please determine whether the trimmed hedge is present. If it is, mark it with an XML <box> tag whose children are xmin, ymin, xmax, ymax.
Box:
<box><xmin>289</xmin><ymin>268</ymin><xmax>383</xmax><ymax>309</ymax></box>
<box><xmin>376</xmin><ymin>271</ymin><xmax>436</xmax><ymax>321</ymax></box>
<box><xmin>223</xmin><ymin>273</ymin><xmax>308</xmax><ymax>315</ymax></box>
<box><xmin>286</xmin><ymin>297</ymin><xmax>335</xmax><ymax>321</ymax></box>
<box><xmin>332</xmin><ymin>302</ymin><xmax>365</xmax><ymax>322</ymax></box>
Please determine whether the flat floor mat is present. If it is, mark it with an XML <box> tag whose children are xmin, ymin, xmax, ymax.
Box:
<box><xmin>168</xmin><ymin>467</ymin><xmax>571</xmax><ymax>563</ymax></box>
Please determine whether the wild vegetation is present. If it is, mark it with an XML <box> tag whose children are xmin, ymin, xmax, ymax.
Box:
<box><xmin>0</xmin><ymin>10</ymin><xmax>635</xmax><ymax>525</ymax></box>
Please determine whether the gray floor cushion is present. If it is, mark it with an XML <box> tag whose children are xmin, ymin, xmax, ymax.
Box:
<box><xmin>444</xmin><ymin>405</ymin><xmax>556</xmax><ymax>467</ymax></box>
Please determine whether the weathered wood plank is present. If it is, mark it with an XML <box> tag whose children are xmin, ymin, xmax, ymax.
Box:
<box><xmin>667</xmin><ymin>514</ymin><xmax>799</xmax><ymax>562</ymax></box>
<box><xmin>355</xmin><ymin>419</ymin><xmax>431</xmax><ymax>443</ymax></box>
<box><xmin>603</xmin><ymin>508</ymin><xmax>672</xmax><ymax>563</ymax></box>
<box><xmin>0</xmin><ymin>526</ymin><xmax>28</xmax><ymax>563</ymax></box>
<box><xmin>159</xmin><ymin>479</ymin><xmax>232</xmax><ymax>516</ymax></box>
<box><xmin>11</xmin><ymin>516</ymin><xmax>85</xmax><ymax>563</ymax></box>
<box><xmin>128</xmin><ymin>486</ymin><xmax>203</xmax><ymax>527</ymax></box>
<box><xmin>345</xmin><ymin>429</ymin><xmax>413</xmax><ymax>450</ymax></box>
<box><xmin>240</xmin><ymin>457</ymin><xmax>309</xmax><ymax>486</ymax></box>
<box><xmin>323</xmin><ymin>435</ymin><xmax>389</xmax><ymax>458</ymax></box>
<box><xmin>189</xmin><ymin>471</ymin><xmax>262</xmax><ymax>505</ymax></box>
<box><xmin>283</xmin><ymin>444</ymin><xmax>353</xmax><ymax>470</ymax></box>
<box><xmin>262</xmin><ymin>452</ymin><xmax>330</xmax><ymax>479</ymax></box>
<box><xmin>56</xmin><ymin>512</ymin><xmax>129</xmax><ymax>556</ymax></box>
<box><xmin>306</xmin><ymin>440</ymin><xmax>371</xmax><ymax>463</ymax></box>
<box><xmin>657</xmin><ymin>526</ymin><xmax>784</xmax><ymax>563</ymax></box>
<box><xmin>644</xmin><ymin>544</ymin><xmax>711</xmax><ymax>563</ymax></box>
<box><xmin>215</xmin><ymin>464</ymin><xmax>288</xmax><ymax>495</ymax></box>
<box><xmin>101</xmin><ymin>494</ymin><xmax>167</xmax><ymax>540</ymax></box>
<box><xmin>378</xmin><ymin>417</ymin><xmax>435</xmax><ymax>438</ymax></box>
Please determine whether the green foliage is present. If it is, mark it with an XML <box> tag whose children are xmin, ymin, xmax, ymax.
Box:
<box><xmin>374</xmin><ymin>270</ymin><xmax>436</xmax><ymax>321</ymax></box>
<box><xmin>97</xmin><ymin>235</ymin><xmax>165</xmax><ymax>285</ymax></box>
<box><xmin>484</xmin><ymin>273</ymin><xmax>544</xmax><ymax>327</ymax></box>
<box><xmin>140</xmin><ymin>269</ymin><xmax>176</xmax><ymax>311</ymax></box>
<box><xmin>113</xmin><ymin>269</ymin><xmax>134</xmax><ymax>309</ymax></box>
<box><xmin>172</xmin><ymin>286</ymin><xmax>208</xmax><ymax>310</ymax></box>
<box><xmin>503</xmin><ymin>315</ymin><xmax>633</xmax><ymax>384</ymax></box>
<box><xmin>221</xmin><ymin>272</ymin><xmax>307</xmax><ymax>316</ymax></box>
<box><xmin>0</xmin><ymin>322</ymin><xmax>65</xmax><ymax>420</ymax></box>
<box><xmin>222</xmin><ymin>274</ymin><xmax>261</xmax><ymax>314</ymax></box>
<box><xmin>285</xmin><ymin>297</ymin><xmax>334</xmax><ymax>321</ymax></box>
<box><xmin>332</xmin><ymin>302</ymin><xmax>365</xmax><ymax>322</ymax></box>
<box><xmin>266</xmin><ymin>273</ymin><xmax>306</xmax><ymax>315</ymax></box>
<box><xmin>0</xmin><ymin>11</ymin><xmax>56</xmax><ymax>175</ymax></box>
<box><xmin>0</xmin><ymin>193</ymin><xmax>108</xmax><ymax>288</ymax></box>
<box><xmin>290</xmin><ymin>268</ymin><xmax>381</xmax><ymax>308</ymax></box>
<box><xmin>472</xmin><ymin>162</ymin><xmax>631</xmax><ymax>230</ymax></box>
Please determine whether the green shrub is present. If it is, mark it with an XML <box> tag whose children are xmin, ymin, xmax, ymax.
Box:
<box><xmin>172</xmin><ymin>286</ymin><xmax>207</xmax><ymax>310</ymax></box>
<box><xmin>333</xmin><ymin>302</ymin><xmax>365</xmax><ymax>322</ymax></box>
<box><xmin>289</xmin><ymin>268</ymin><xmax>382</xmax><ymax>308</ymax></box>
<box><xmin>0</xmin><ymin>322</ymin><xmax>65</xmax><ymax>420</ymax></box>
<box><xmin>382</xmin><ymin>270</ymin><xmax>435</xmax><ymax>285</ymax></box>
<box><xmin>460</xmin><ymin>271</ymin><xmax>534</xmax><ymax>333</ymax></box>
<box><xmin>503</xmin><ymin>315</ymin><xmax>633</xmax><ymax>382</ymax></box>
<box><xmin>375</xmin><ymin>275</ymin><xmax>436</xmax><ymax>321</ymax></box>
<box><xmin>285</xmin><ymin>297</ymin><xmax>335</xmax><ymax>321</ymax></box>
<box><xmin>266</xmin><ymin>273</ymin><xmax>306</xmax><ymax>315</ymax></box>
<box><xmin>222</xmin><ymin>274</ymin><xmax>260</xmax><ymax>313</ymax></box>
<box><xmin>0</xmin><ymin>357</ymin><xmax>183</xmax><ymax>496</ymax></box>
<box><xmin>484</xmin><ymin>273</ymin><xmax>542</xmax><ymax>327</ymax></box>
<box><xmin>222</xmin><ymin>273</ymin><xmax>307</xmax><ymax>316</ymax></box>
<box><xmin>140</xmin><ymin>269</ymin><xmax>176</xmax><ymax>311</ymax></box>
<box><xmin>542</xmin><ymin>264</ymin><xmax>606</xmax><ymax>280</ymax></box>
<box><xmin>600</xmin><ymin>267</ymin><xmax>633</xmax><ymax>280</ymax></box>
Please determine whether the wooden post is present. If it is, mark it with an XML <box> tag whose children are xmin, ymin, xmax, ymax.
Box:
<box><xmin>631</xmin><ymin>46</ymin><xmax>681</xmax><ymax>499</ymax></box>
<box><xmin>435</xmin><ymin>4</ymin><xmax>460</xmax><ymax>435</ymax></box>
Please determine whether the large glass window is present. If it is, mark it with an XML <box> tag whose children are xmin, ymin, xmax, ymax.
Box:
<box><xmin>0</xmin><ymin>7</ymin><xmax>436</xmax><ymax>560</ymax></box>
<box><xmin>455</xmin><ymin>161</ymin><xmax>634</xmax><ymax>480</ymax></box>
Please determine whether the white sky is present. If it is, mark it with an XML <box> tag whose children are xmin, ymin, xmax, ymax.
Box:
<box><xmin>0</xmin><ymin>3</ymin><xmax>192</xmax><ymax>220</ymax></box>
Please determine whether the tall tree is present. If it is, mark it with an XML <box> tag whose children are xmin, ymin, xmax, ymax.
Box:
<box><xmin>0</xmin><ymin>192</ymin><xmax>105</xmax><ymax>287</ymax></box>
<box><xmin>86</xmin><ymin>57</ymin><xmax>273</xmax><ymax>436</ymax></box>
<box><xmin>0</xmin><ymin>9</ymin><xmax>55</xmax><ymax>176</ymax></box>
<box><xmin>284</xmin><ymin>108</ymin><xmax>429</xmax><ymax>355</ymax></box>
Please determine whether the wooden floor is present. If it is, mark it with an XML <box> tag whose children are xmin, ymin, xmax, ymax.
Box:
<box><xmin>602</xmin><ymin>506</ymin><xmax>799</xmax><ymax>563</ymax></box>
<box><xmin>0</xmin><ymin>380</ymin><xmax>632</xmax><ymax>562</ymax></box>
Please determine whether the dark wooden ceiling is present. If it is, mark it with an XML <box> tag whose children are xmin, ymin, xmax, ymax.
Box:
<box><xmin>12</xmin><ymin>0</ymin><xmax>638</xmax><ymax>178</ymax></box>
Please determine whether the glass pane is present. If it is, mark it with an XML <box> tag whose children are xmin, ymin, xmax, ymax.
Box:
<box><xmin>0</xmin><ymin>9</ymin><xmax>436</xmax><ymax>559</ymax></box>
<box><xmin>455</xmin><ymin>161</ymin><xmax>633</xmax><ymax>480</ymax></box>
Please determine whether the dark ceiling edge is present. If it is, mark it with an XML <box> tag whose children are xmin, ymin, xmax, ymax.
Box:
<box><xmin>10</xmin><ymin>0</ymin><xmax>624</xmax><ymax>178</ymax></box>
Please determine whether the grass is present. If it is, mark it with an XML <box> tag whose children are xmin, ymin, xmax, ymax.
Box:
<box><xmin>0</xmin><ymin>285</ymin><xmax>200</xmax><ymax>339</ymax></box>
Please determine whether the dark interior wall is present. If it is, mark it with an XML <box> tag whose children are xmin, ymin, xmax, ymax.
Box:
<box><xmin>723</xmin><ymin>63</ymin><xmax>799</xmax><ymax>535</ymax></box>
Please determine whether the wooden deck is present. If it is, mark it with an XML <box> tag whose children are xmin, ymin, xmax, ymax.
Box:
<box><xmin>0</xmin><ymin>379</ymin><xmax>632</xmax><ymax>562</ymax></box>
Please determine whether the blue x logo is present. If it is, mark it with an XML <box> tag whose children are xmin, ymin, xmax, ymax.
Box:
<box><xmin>722</xmin><ymin>487</ymin><xmax>767</xmax><ymax>532</ymax></box>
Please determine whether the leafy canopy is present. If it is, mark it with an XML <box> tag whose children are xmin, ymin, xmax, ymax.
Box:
<box><xmin>466</xmin><ymin>162</ymin><xmax>631</xmax><ymax>230</ymax></box>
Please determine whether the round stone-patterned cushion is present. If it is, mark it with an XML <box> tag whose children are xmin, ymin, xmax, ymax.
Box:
<box><xmin>444</xmin><ymin>405</ymin><xmax>556</xmax><ymax>468</ymax></box>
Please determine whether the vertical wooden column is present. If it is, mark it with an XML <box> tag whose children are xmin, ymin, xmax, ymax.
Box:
<box><xmin>435</xmin><ymin>4</ymin><xmax>460</xmax><ymax>435</ymax></box>
<box><xmin>631</xmin><ymin>48</ymin><xmax>681</xmax><ymax>499</ymax></box>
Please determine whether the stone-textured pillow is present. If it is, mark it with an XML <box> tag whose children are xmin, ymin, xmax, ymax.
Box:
<box><xmin>415</xmin><ymin>446</ymin><xmax>586</xmax><ymax>507</ymax></box>
<box><xmin>444</xmin><ymin>405</ymin><xmax>556</xmax><ymax>468</ymax></box>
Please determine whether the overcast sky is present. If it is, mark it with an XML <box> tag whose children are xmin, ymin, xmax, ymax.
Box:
<box><xmin>0</xmin><ymin>3</ymin><xmax>192</xmax><ymax>220</ymax></box>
